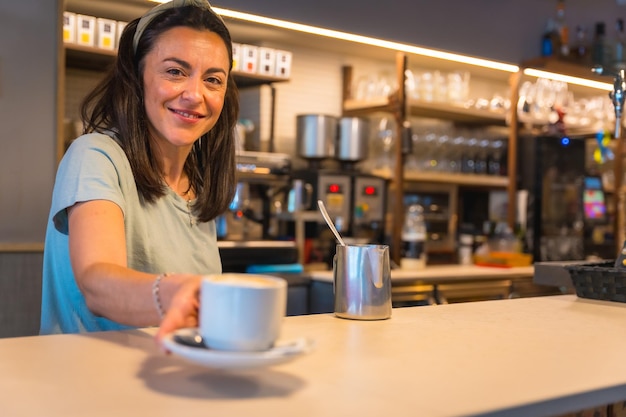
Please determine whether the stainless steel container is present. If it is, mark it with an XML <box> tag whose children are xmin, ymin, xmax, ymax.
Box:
<box><xmin>333</xmin><ymin>244</ymin><xmax>392</xmax><ymax>320</ymax></box>
<box><xmin>296</xmin><ymin>114</ymin><xmax>338</xmax><ymax>160</ymax></box>
<box><xmin>336</xmin><ymin>117</ymin><xmax>369</xmax><ymax>162</ymax></box>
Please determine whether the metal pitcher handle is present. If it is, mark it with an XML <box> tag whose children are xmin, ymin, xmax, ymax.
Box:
<box><xmin>369</xmin><ymin>249</ymin><xmax>384</xmax><ymax>289</ymax></box>
<box><xmin>332</xmin><ymin>254</ymin><xmax>337</xmax><ymax>295</ymax></box>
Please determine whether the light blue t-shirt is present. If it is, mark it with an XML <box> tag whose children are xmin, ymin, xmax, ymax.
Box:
<box><xmin>40</xmin><ymin>133</ymin><xmax>222</xmax><ymax>334</ymax></box>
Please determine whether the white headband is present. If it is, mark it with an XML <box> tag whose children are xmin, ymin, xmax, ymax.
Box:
<box><xmin>133</xmin><ymin>0</ymin><xmax>223</xmax><ymax>53</ymax></box>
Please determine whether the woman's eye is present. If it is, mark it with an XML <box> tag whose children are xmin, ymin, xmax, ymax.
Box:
<box><xmin>205</xmin><ymin>76</ymin><xmax>223</xmax><ymax>85</ymax></box>
<box><xmin>167</xmin><ymin>68</ymin><xmax>184</xmax><ymax>76</ymax></box>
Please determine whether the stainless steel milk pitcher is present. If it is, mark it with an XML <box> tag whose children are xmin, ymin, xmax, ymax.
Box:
<box><xmin>333</xmin><ymin>244</ymin><xmax>392</xmax><ymax>320</ymax></box>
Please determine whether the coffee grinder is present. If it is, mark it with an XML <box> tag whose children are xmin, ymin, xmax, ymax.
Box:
<box><xmin>288</xmin><ymin>114</ymin><xmax>388</xmax><ymax>264</ymax></box>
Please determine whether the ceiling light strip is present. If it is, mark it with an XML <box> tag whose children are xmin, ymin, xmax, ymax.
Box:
<box><xmin>523</xmin><ymin>68</ymin><xmax>612</xmax><ymax>91</ymax></box>
<box><xmin>213</xmin><ymin>8</ymin><xmax>519</xmax><ymax>73</ymax></box>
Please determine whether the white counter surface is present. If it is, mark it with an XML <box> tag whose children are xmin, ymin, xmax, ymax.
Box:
<box><xmin>307</xmin><ymin>264</ymin><xmax>534</xmax><ymax>283</ymax></box>
<box><xmin>2</xmin><ymin>295</ymin><xmax>626</xmax><ymax>417</ymax></box>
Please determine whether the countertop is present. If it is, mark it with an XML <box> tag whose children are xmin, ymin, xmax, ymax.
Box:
<box><xmin>2</xmin><ymin>295</ymin><xmax>626</xmax><ymax>417</ymax></box>
<box><xmin>533</xmin><ymin>260</ymin><xmax>608</xmax><ymax>290</ymax></box>
<box><xmin>306</xmin><ymin>264</ymin><xmax>534</xmax><ymax>284</ymax></box>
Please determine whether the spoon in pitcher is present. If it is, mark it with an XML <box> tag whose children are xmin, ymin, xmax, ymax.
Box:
<box><xmin>317</xmin><ymin>200</ymin><xmax>346</xmax><ymax>247</ymax></box>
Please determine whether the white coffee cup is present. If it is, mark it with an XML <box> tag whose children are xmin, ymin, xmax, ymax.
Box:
<box><xmin>200</xmin><ymin>273</ymin><xmax>287</xmax><ymax>351</ymax></box>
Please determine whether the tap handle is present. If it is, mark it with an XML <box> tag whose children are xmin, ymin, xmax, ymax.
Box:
<box><xmin>613</xmin><ymin>69</ymin><xmax>626</xmax><ymax>138</ymax></box>
<box><xmin>592</xmin><ymin>66</ymin><xmax>625</xmax><ymax>138</ymax></box>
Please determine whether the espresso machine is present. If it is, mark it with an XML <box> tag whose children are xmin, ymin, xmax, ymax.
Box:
<box><xmin>216</xmin><ymin>151</ymin><xmax>301</xmax><ymax>272</ymax></box>
<box><xmin>287</xmin><ymin>114</ymin><xmax>388</xmax><ymax>263</ymax></box>
<box><xmin>217</xmin><ymin>150</ymin><xmax>293</xmax><ymax>241</ymax></box>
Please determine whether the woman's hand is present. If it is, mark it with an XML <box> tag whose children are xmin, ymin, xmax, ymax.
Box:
<box><xmin>155</xmin><ymin>277</ymin><xmax>202</xmax><ymax>350</ymax></box>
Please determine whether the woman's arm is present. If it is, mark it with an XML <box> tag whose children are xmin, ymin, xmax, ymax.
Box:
<box><xmin>68</xmin><ymin>199</ymin><xmax>196</xmax><ymax>327</ymax></box>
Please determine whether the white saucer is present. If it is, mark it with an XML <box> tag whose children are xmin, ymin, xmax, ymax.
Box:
<box><xmin>162</xmin><ymin>328</ymin><xmax>314</xmax><ymax>370</ymax></box>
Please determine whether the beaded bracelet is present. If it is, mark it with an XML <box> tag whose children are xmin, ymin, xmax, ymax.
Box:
<box><xmin>152</xmin><ymin>273</ymin><xmax>168</xmax><ymax>320</ymax></box>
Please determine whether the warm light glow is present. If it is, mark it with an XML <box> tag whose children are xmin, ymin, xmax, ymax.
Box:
<box><xmin>149</xmin><ymin>1</ymin><xmax>616</xmax><ymax>89</ymax></box>
<box><xmin>215</xmin><ymin>8</ymin><xmax>519</xmax><ymax>73</ymax></box>
<box><xmin>148</xmin><ymin>0</ymin><xmax>519</xmax><ymax>73</ymax></box>
<box><xmin>523</xmin><ymin>68</ymin><xmax>613</xmax><ymax>91</ymax></box>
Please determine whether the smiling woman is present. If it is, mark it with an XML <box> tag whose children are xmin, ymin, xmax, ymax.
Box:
<box><xmin>142</xmin><ymin>27</ymin><xmax>229</xmax><ymax>155</ymax></box>
<box><xmin>39</xmin><ymin>0</ymin><xmax>240</xmax><ymax>335</ymax></box>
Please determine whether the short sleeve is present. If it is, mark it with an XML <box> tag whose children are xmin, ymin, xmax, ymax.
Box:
<box><xmin>50</xmin><ymin>134</ymin><xmax>130</xmax><ymax>234</ymax></box>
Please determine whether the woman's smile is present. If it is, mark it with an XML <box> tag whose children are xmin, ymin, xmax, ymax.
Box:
<box><xmin>170</xmin><ymin>107</ymin><xmax>205</xmax><ymax>121</ymax></box>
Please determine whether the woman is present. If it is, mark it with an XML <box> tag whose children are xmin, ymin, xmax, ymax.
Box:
<box><xmin>40</xmin><ymin>0</ymin><xmax>238</xmax><ymax>334</ymax></box>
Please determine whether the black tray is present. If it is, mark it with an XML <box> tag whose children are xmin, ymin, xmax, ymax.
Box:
<box><xmin>565</xmin><ymin>261</ymin><xmax>626</xmax><ymax>303</ymax></box>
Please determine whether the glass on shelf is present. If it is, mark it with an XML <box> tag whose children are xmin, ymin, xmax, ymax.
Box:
<box><xmin>461</xmin><ymin>133</ymin><xmax>479</xmax><ymax>174</ymax></box>
<box><xmin>422</xmin><ymin>128</ymin><xmax>440</xmax><ymax>171</ymax></box>
<box><xmin>447</xmin><ymin>71</ymin><xmax>470</xmax><ymax>105</ymax></box>
<box><xmin>433</xmin><ymin>125</ymin><xmax>453</xmax><ymax>172</ymax></box>
<box><xmin>448</xmin><ymin>129</ymin><xmax>468</xmax><ymax>173</ymax></box>
<box><xmin>405</xmin><ymin>69</ymin><xmax>420</xmax><ymax>100</ymax></box>
<box><xmin>403</xmin><ymin>124</ymin><xmax>509</xmax><ymax>177</ymax></box>
<box><xmin>517</xmin><ymin>76</ymin><xmax>614</xmax><ymax>130</ymax></box>
<box><xmin>474</xmin><ymin>138</ymin><xmax>490</xmax><ymax>175</ymax></box>
<box><xmin>406</xmin><ymin>125</ymin><xmax>426</xmax><ymax>172</ymax></box>
<box><xmin>353</xmin><ymin>72</ymin><xmax>397</xmax><ymax>102</ymax></box>
<box><xmin>488</xmin><ymin>138</ymin><xmax>506</xmax><ymax>176</ymax></box>
<box><xmin>373</xmin><ymin>117</ymin><xmax>396</xmax><ymax>172</ymax></box>
<box><xmin>407</xmin><ymin>68</ymin><xmax>471</xmax><ymax>106</ymax></box>
<box><xmin>419</xmin><ymin>71</ymin><xmax>436</xmax><ymax>102</ymax></box>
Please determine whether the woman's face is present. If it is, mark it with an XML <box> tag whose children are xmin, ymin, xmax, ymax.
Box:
<box><xmin>142</xmin><ymin>26</ymin><xmax>230</xmax><ymax>151</ymax></box>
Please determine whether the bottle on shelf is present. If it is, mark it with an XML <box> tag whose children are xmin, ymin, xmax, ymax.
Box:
<box><xmin>541</xmin><ymin>19</ymin><xmax>559</xmax><ymax>57</ymax></box>
<box><xmin>592</xmin><ymin>22</ymin><xmax>611</xmax><ymax>69</ymax></box>
<box><xmin>554</xmin><ymin>0</ymin><xmax>569</xmax><ymax>57</ymax></box>
<box><xmin>573</xmin><ymin>25</ymin><xmax>590</xmax><ymax>64</ymax></box>
<box><xmin>613</xmin><ymin>18</ymin><xmax>625</xmax><ymax>70</ymax></box>
<box><xmin>458</xmin><ymin>229</ymin><xmax>475</xmax><ymax>266</ymax></box>
<box><xmin>400</xmin><ymin>204</ymin><xmax>427</xmax><ymax>270</ymax></box>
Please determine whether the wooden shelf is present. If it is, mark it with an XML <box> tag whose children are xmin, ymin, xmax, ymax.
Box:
<box><xmin>371</xmin><ymin>169</ymin><xmax>509</xmax><ymax>187</ymax></box>
<box><xmin>64</xmin><ymin>43</ymin><xmax>290</xmax><ymax>87</ymax></box>
<box><xmin>65</xmin><ymin>44</ymin><xmax>116</xmax><ymax>71</ymax></box>
<box><xmin>408</xmin><ymin>99</ymin><xmax>507</xmax><ymax>125</ymax></box>
<box><xmin>341</xmin><ymin>57</ymin><xmax>512</xmax><ymax>264</ymax></box>
<box><xmin>342</xmin><ymin>98</ymin><xmax>396</xmax><ymax>116</ymax></box>
<box><xmin>343</xmin><ymin>97</ymin><xmax>507</xmax><ymax>125</ymax></box>
<box><xmin>232</xmin><ymin>72</ymin><xmax>290</xmax><ymax>88</ymax></box>
<box><xmin>521</xmin><ymin>57</ymin><xmax>609</xmax><ymax>83</ymax></box>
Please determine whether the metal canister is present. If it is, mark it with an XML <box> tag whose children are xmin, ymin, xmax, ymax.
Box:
<box><xmin>336</xmin><ymin>117</ymin><xmax>369</xmax><ymax>162</ymax></box>
<box><xmin>296</xmin><ymin>114</ymin><xmax>338</xmax><ymax>160</ymax></box>
<box><xmin>333</xmin><ymin>244</ymin><xmax>392</xmax><ymax>320</ymax></box>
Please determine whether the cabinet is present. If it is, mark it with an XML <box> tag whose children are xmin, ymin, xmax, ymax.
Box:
<box><xmin>515</xmin><ymin>57</ymin><xmax>624</xmax><ymax>253</ymax></box>
<box><xmin>341</xmin><ymin>54</ymin><xmax>514</xmax><ymax>263</ymax></box>
<box><xmin>341</xmin><ymin>54</ymin><xmax>620</xmax><ymax>263</ymax></box>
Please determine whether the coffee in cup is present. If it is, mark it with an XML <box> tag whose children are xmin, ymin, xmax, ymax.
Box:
<box><xmin>200</xmin><ymin>273</ymin><xmax>287</xmax><ymax>351</ymax></box>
